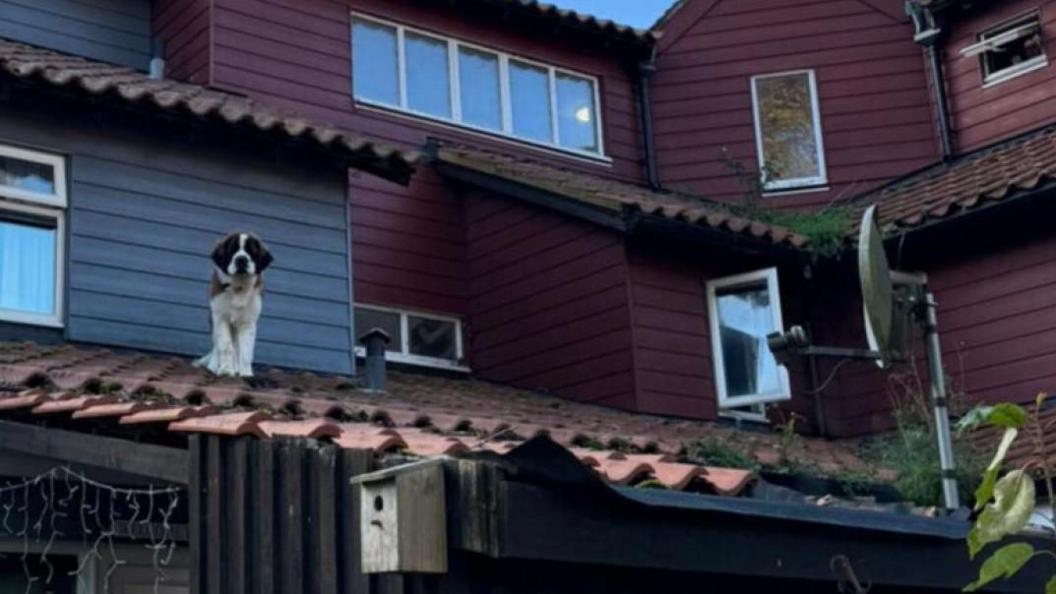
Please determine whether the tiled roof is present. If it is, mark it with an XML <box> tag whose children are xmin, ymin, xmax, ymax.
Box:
<box><xmin>854</xmin><ymin>124</ymin><xmax>1056</xmax><ymax>235</ymax></box>
<box><xmin>435</xmin><ymin>145</ymin><xmax>809</xmax><ymax>249</ymax></box>
<box><xmin>0</xmin><ymin>38</ymin><xmax>419</xmax><ymax>180</ymax></box>
<box><xmin>471</xmin><ymin>1</ymin><xmax>657</xmax><ymax>44</ymax></box>
<box><xmin>0</xmin><ymin>341</ymin><xmax>876</xmax><ymax>496</ymax></box>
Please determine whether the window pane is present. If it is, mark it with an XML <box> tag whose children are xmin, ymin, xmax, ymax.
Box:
<box><xmin>408</xmin><ymin>315</ymin><xmax>457</xmax><ymax>360</ymax></box>
<box><xmin>754</xmin><ymin>73</ymin><xmax>822</xmax><ymax>184</ymax></box>
<box><xmin>982</xmin><ymin>19</ymin><xmax>1045</xmax><ymax>77</ymax></box>
<box><xmin>353</xmin><ymin>20</ymin><xmax>399</xmax><ymax>106</ymax></box>
<box><xmin>355</xmin><ymin>308</ymin><xmax>402</xmax><ymax>353</ymax></box>
<box><xmin>405</xmin><ymin>33</ymin><xmax>451</xmax><ymax>117</ymax></box>
<box><xmin>0</xmin><ymin>154</ymin><xmax>54</xmax><ymax>196</ymax></box>
<box><xmin>555</xmin><ymin>73</ymin><xmax>598</xmax><ymax>153</ymax></box>
<box><xmin>0</xmin><ymin>218</ymin><xmax>56</xmax><ymax>315</ymax></box>
<box><xmin>716</xmin><ymin>283</ymin><xmax>781</xmax><ymax>399</ymax></box>
<box><xmin>509</xmin><ymin>61</ymin><xmax>552</xmax><ymax>142</ymax></box>
<box><xmin>458</xmin><ymin>47</ymin><xmax>502</xmax><ymax>130</ymax></box>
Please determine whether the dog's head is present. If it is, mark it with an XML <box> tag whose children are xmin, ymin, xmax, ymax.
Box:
<box><xmin>212</xmin><ymin>232</ymin><xmax>273</xmax><ymax>276</ymax></box>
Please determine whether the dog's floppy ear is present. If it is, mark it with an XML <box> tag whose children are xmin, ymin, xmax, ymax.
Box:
<box><xmin>247</xmin><ymin>235</ymin><xmax>274</xmax><ymax>272</ymax></box>
<box><xmin>211</xmin><ymin>233</ymin><xmax>238</xmax><ymax>270</ymax></box>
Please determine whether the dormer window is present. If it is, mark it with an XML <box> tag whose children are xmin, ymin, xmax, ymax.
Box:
<box><xmin>961</xmin><ymin>14</ymin><xmax>1048</xmax><ymax>86</ymax></box>
<box><xmin>0</xmin><ymin>144</ymin><xmax>66</xmax><ymax>328</ymax></box>
<box><xmin>351</xmin><ymin>15</ymin><xmax>604</xmax><ymax>158</ymax></box>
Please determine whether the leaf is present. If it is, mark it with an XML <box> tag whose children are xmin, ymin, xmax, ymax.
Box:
<box><xmin>958</xmin><ymin>405</ymin><xmax>993</xmax><ymax>436</ymax></box>
<box><xmin>975</xmin><ymin>428</ymin><xmax>1019</xmax><ymax>511</ymax></box>
<box><xmin>987</xmin><ymin>403</ymin><xmax>1028</xmax><ymax>430</ymax></box>
<box><xmin>964</xmin><ymin>542</ymin><xmax>1034</xmax><ymax>591</ymax></box>
<box><xmin>968</xmin><ymin>470</ymin><xmax>1035</xmax><ymax>559</ymax></box>
<box><xmin>1047</xmin><ymin>575</ymin><xmax>1056</xmax><ymax>594</ymax></box>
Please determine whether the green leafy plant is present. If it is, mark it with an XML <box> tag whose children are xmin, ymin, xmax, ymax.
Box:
<box><xmin>958</xmin><ymin>395</ymin><xmax>1056</xmax><ymax>592</ymax></box>
<box><xmin>718</xmin><ymin>148</ymin><xmax>851</xmax><ymax>257</ymax></box>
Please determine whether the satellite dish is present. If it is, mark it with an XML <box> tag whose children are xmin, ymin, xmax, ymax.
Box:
<box><xmin>859</xmin><ymin>205</ymin><xmax>893</xmax><ymax>368</ymax></box>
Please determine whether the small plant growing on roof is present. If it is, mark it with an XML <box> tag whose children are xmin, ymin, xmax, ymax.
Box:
<box><xmin>718</xmin><ymin>148</ymin><xmax>852</xmax><ymax>258</ymax></box>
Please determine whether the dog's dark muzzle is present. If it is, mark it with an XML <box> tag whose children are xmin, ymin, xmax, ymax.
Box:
<box><xmin>233</xmin><ymin>255</ymin><xmax>250</xmax><ymax>273</ymax></box>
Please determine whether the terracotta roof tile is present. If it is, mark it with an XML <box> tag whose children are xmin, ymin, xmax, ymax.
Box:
<box><xmin>169</xmin><ymin>411</ymin><xmax>269</xmax><ymax>438</ymax></box>
<box><xmin>33</xmin><ymin>394</ymin><xmax>117</xmax><ymax>414</ymax></box>
<box><xmin>0</xmin><ymin>38</ymin><xmax>418</xmax><ymax>179</ymax></box>
<box><xmin>119</xmin><ymin>405</ymin><xmax>217</xmax><ymax>425</ymax></box>
<box><xmin>851</xmin><ymin>125</ymin><xmax>1056</xmax><ymax>235</ymax></box>
<box><xmin>435</xmin><ymin>145</ymin><xmax>808</xmax><ymax>249</ymax></box>
<box><xmin>0</xmin><ymin>341</ymin><xmax>877</xmax><ymax>495</ymax></box>
<box><xmin>463</xmin><ymin>0</ymin><xmax>656</xmax><ymax>44</ymax></box>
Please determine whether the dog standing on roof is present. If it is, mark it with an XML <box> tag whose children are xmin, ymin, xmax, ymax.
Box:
<box><xmin>195</xmin><ymin>232</ymin><xmax>273</xmax><ymax>377</ymax></box>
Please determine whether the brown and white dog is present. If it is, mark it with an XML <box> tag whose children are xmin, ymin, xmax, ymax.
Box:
<box><xmin>194</xmin><ymin>232</ymin><xmax>273</xmax><ymax>377</ymax></box>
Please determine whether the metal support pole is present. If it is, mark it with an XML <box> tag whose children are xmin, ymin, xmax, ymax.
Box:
<box><xmin>924</xmin><ymin>291</ymin><xmax>960</xmax><ymax>511</ymax></box>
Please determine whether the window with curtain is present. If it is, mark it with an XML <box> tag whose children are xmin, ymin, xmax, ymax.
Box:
<box><xmin>0</xmin><ymin>144</ymin><xmax>65</xmax><ymax>327</ymax></box>
<box><xmin>707</xmin><ymin>268</ymin><xmax>790</xmax><ymax>409</ymax></box>
<box><xmin>751</xmin><ymin>70</ymin><xmax>827</xmax><ymax>191</ymax></box>
<box><xmin>351</xmin><ymin>15</ymin><xmax>604</xmax><ymax>157</ymax></box>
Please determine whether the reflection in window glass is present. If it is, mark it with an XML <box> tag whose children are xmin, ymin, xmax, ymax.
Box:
<box><xmin>408</xmin><ymin>316</ymin><xmax>457</xmax><ymax>360</ymax></box>
<box><xmin>753</xmin><ymin>72</ymin><xmax>822</xmax><ymax>186</ymax></box>
<box><xmin>555</xmin><ymin>73</ymin><xmax>598</xmax><ymax>153</ymax></box>
<box><xmin>352</xmin><ymin>20</ymin><xmax>400</xmax><ymax>106</ymax></box>
<box><xmin>354</xmin><ymin>308</ymin><xmax>402</xmax><ymax>352</ymax></box>
<box><xmin>0</xmin><ymin>155</ymin><xmax>55</xmax><ymax>196</ymax></box>
<box><xmin>405</xmin><ymin>33</ymin><xmax>451</xmax><ymax>117</ymax></box>
<box><xmin>0</xmin><ymin>218</ymin><xmax>56</xmax><ymax>315</ymax></box>
<box><xmin>715</xmin><ymin>283</ymin><xmax>781</xmax><ymax>399</ymax></box>
<box><xmin>509</xmin><ymin>61</ymin><xmax>552</xmax><ymax>142</ymax></box>
<box><xmin>458</xmin><ymin>47</ymin><xmax>502</xmax><ymax>130</ymax></box>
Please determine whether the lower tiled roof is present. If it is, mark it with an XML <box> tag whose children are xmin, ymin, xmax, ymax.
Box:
<box><xmin>0</xmin><ymin>38</ymin><xmax>419</xmax><ymax>180</ymax></box>
<box><xmin>435</xmin><ymin>145</ymin><xmax>808</xmax><ymax>249</ymax></box>
<box><xmin>0</xmin><ymin>341</ymin><xmax>876</xmax><ymax>496</ymax></box>
<box><xmin>855</xmin><ymin>124</ymin><xmax>1056</xmax><ymax>234</ymax></box>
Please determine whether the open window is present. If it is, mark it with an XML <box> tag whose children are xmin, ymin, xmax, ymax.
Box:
<box><xmin>354</xmin><ymin>304</ymin><xmax>466</xmax><ymax>370</ymax></box>
<box><xmin>706</xmin><ymin>268</ymin><xmax>791</xmax><ymax>410</ymax></box>
<box><xmin>961</xmin><ymin>14</ymin><xmax>1047</xmax><ymax>86</ymax></box>
<box><xmin>750</xmin><ymin>70</ymin><xmax>827</xmax><ymax>192</ymax></box>
<box><xmin>0</xmin><ymin>143</ymin><xmax>66</xmax><ymax>327</ymax></box>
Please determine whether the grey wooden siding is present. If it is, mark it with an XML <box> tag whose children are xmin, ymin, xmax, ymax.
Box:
<box><xmin>0</xmin><ymin>0</ymin><xmax>152</xmax><ymax>69</ymax></box>
<box><xmin>0</xmin><ymin>109</ymin><xmax>354</xmax><ymax>375</ymax></box>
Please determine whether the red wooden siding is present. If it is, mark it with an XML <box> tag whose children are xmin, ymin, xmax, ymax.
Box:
<box><xmin>943</xmin><ymin>0</ymin><xmax>1056</xmax><ymax>152</ymax></box>
<box><xmin>464</xmin><ymin>192</ymin><xmax>636</xmax><ymax>409</ymax></box>
<box><xmin>651</xmin><ymin>0</ymin><xmax>940</xmax><ymax>209</ymax></box>
<box><xmin>626</xmin><ymin>244</ymin><xmax>716</xmax><ymax>419</ymax></box>
<box><xmin>153</xmin><ymin>0</ymin><xmax>211</xmax><ymax>85</ymax></box>
<box><xmin>349</xmin><ymin>169</ymin><xmax>466</xmax><ymax>315</ymax></box>
<box><xmin>203</xmin><ymin>0</ymin><xmax>644</xmax><ymax>182</ymax></box>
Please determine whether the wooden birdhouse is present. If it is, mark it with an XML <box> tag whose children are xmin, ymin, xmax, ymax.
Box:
<box><xmin>351</xmin><ymin>459</ymin><xmax>448</xmax><ymax>574</ymax></box>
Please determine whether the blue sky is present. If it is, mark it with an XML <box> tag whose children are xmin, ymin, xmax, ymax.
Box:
<box><xmin>550</xmin><ymin>0</ymin><xmax>675</xmax><ymax>28</ymax></box>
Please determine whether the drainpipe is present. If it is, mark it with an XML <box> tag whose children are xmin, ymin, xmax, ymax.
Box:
<box><xmin>635</xmin><ymin>47</ymin><xmax>661</xmax><ymax>190</ymax></box>
<box><xmin>906</xmin><ymin>1</ymin><xmax>954</xmax><ymax>161</ymax></box>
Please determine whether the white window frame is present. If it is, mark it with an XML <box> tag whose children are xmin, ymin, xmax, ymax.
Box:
<box><xmin>706</xmin><ymin>267</ymin><xmax>791</xmax><ymax>409</ymax></box>
<box><xmin>0</xmin><ymin>143</ymin><xmax>66</xmax><ymax>328</ymax></box>
<box><xmin>961</xmin><ymin>14</ymin><xmax>1048</xmax><ymax>87</ymax></box>
<box><xmin>750</xmin><ymin>69</ymin><xmax>828</xmax><ymax>192</ymax></box>
<box><xmin>354</xmin><ymin>303</ymin><xmax>468</xmax><ymax>372</ymax></box>
<box><xmin>351</xmin><ymin>13</ymin><xmax>606</xmax><ymax>160</ymax></box>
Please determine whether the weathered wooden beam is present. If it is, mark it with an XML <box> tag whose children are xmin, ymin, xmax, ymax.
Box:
<box><xmin>0</xmin><ymin>420</ymin><xmax>188</xmax><ymax>483</ymax></box>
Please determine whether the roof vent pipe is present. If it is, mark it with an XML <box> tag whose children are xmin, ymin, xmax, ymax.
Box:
<box><xmin>149</xmin><ymin>38</ymin><xmax>166</xmax><ymax>80</ymax></box>
<box><xmin>359</xmin><ymin>328</ymin><xmax>391</xmax><ymax>393</ymax></box>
